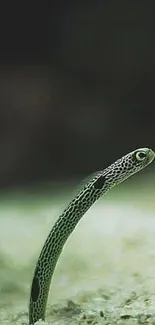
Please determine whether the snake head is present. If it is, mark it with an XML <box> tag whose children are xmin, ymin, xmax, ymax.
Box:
<box><xmin>105</xmin><ymin>147</ymin><xmax>155</xmax><ymax>187</ymax></box>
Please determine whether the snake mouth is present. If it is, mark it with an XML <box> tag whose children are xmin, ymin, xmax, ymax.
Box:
<box><xmin>148</xmin><ymin>148</ymin><xmax>155</xmax><ymax>164</ymax></box>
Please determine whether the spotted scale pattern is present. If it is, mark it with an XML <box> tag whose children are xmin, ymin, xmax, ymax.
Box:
<box><xmin>29</xmin><ymin>148</ymin><xmax>155</xmax><ymax>324</ymax></box>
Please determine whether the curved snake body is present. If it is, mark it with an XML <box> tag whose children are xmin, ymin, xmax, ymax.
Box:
<box><xmin>29</xmin><ymin>148</ymin><xmax>155</xmax><ymax>324</ymax></box>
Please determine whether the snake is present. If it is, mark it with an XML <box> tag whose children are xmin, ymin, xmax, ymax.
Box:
<box><xmin>29</xmin><ymin>147</ymin><xmax>155</xmax><ymax>324</ymax></box>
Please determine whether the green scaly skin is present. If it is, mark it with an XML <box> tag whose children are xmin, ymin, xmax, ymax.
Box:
<box><xmin>29</xmin><ymin>148</ymin><xmax>155</xmax><ymax>324</ymax></box>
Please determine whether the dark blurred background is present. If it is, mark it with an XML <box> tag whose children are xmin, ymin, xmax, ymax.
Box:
<box><xmin>0</xmin><ymin>0</ymin><xmax>155</xmax><ymax>188</ymax></box>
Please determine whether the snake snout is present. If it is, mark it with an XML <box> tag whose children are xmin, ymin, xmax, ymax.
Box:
<box><xmin>148</xmin><ymin>148</ymin><xmax>155</xmax><ymax>163</ymax></box>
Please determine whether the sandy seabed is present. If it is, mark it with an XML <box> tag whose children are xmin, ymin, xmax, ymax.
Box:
<box><xmin>0</xmin><ymin>191</ymin><xmax>155</xmax><ymax>324</ymax></box>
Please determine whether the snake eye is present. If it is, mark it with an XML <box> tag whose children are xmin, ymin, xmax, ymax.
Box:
<box><xmin>135</xmin><ymin>151</ymin><xmax>147</xmax><ymax>161</ymax></box>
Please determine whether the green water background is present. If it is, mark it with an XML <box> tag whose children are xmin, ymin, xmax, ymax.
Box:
<box><xmin>1</xmin><ymin>173</ymin><xmax>155</xmax><ymax>324</ymax></box>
